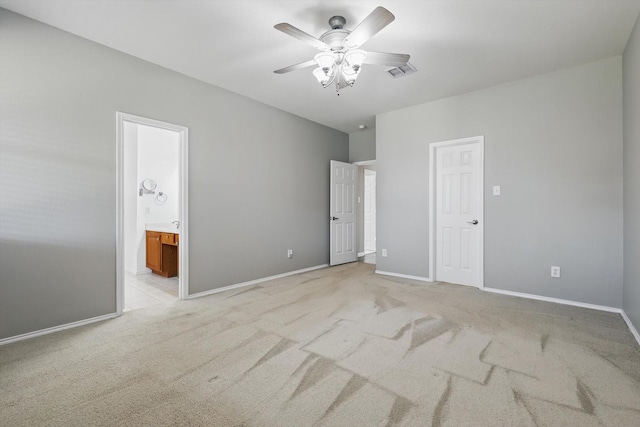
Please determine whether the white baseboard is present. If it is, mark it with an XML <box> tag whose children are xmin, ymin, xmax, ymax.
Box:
<box><xmin>0</xmin><ymin>313</ymin><xmax>117</xmax><ymax>346</ymax></box>
<box><xmin>187</xmin><ymin>264</ymin><xmax>329</xmax><ymax>299</ymax></box>
<box><xmin>375</xmin><ymin>270</ymin><xmax>432</xmax><ymax>282</ymax></box>
<box><xmin>621</xmin><ymin>310</ymin><xmax>640</xmax><ymax>346</ymax></box>
<box><xmin>482</xmin><ymin>287</ymin><xmax>621</xmax><ymax>313</ymax></box>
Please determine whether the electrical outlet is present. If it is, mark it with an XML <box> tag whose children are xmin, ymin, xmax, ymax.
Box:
<box><xmin>381</xmin><ymin>249</ymin><xmax>388</xmax><ymax>257</ymax></box>
<box><xmin>145</xmin><ymin>207</ymin><xmax>151</xmax><ymax>214</ymax></box>
<box><xmin>287</xmin><ymin>249</ymin><xmax>293</xmax><ymax>259</ymax></box>
<box><xmin>551</xmin><ymin>266</ymin><xmax>561</xmax><ymax>278</ymax></box>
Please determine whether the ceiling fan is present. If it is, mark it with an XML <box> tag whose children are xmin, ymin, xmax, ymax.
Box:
<box><xmin>274</xmin><ymin>6</ymin><xmax>410</xmax><ymax>94</ymax></box>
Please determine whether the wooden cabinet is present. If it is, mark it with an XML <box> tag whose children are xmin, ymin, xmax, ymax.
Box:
<box><xmin>146</xmin><ymin>231</ymin><xmax>179</xmax><ymax>278</ymax></box>
<box><xmin>146</xmin><ymin>231</ymin><xmax>162</xmax><ymax>273</ymax></box>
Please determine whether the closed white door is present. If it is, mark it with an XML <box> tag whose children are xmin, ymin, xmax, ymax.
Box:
<box><xmin>364</xmin><ymin>170</ymin><xmax>376</xmax><ymax>253</ymax></box>
<box><xmin>330</xmin><ymin>160</ymin><xmax>357</xmax><ymax>266</ymax></box>
<box><xmin>435</xmin><ymin>141</ymin><xmax>482</xmax><ymax>287</ymax></box>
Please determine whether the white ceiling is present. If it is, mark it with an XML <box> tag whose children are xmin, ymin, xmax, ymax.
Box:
<box><xmin>1</xmin><ymin>0</ymin><xmax>639</xmax><ymax>133</ymax></box>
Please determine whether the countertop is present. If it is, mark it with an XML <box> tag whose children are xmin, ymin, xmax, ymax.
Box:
<box><xmin>145</xmin><ymin>222</ymin><xmax>180</xmax><ymax>235</ymax></box>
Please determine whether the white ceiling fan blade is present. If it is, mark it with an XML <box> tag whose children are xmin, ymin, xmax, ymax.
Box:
<box><xmin>274</xmin><ymin>59</ymin><xmax>317</xmax><ymax>74</ymax></box>
<box><xmin>364</xmin><ymin>51</ymin><xmax>410</xmax><ymax>67</ymax></box>
<box><xmin>343</xmin><ymin>7</ymin><xmax>395</xmax><ymax>49</ymax></box>
<box><xmin>274</xmin><ymin>23</ymin><xmax>330</xmax><ymax>51</ymax></box>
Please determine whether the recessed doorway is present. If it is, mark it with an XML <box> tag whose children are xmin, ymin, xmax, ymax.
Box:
<box><xmin>354</xmin><ymin>161</ymin><xmax>377</xmax><ymax>265</ymax></box>
<box><xmin>364</xmin><ymin>169</ymin><xmax>377</xmax><ymax>255</ymax></box>
<box><xmin>116</xmin><ymin>112</ymin><xmax>189</xmax><ymax>315</ymax></box>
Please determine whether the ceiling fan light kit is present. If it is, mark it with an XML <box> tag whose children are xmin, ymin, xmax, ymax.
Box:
<box><xmin>312</xmin><ymin>49</ymin><xmax>367</xmax><ymax>89</ymax></box>
<box><xmin>274</xmin><ymin>6</ymin><xmax>410</xmax><ymax>94</ymax></box>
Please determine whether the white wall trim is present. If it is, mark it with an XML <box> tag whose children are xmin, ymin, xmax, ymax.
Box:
<box><xmin>353</xmin><ymin>160</ymin><xmax>377</xmax><ymax>166</ymax></box>
<box><xmin>187</xmin><ymin>264</ymin><xmax>329</xmax><ymax>299</ymax></box>
<box><xmin>358</xmin><ymin>251</ymin><xmax>366</xmax><ymax>257</ymax></box>
<box><xmin>621</xmin><ymin>310</ymin><xmax>640</xmax><ymax>346</ymax></box>
<box><xmin>0</xmin><ymin>313</ymin><xmax>117</xmax><ymax>346</ymax></box>
<box><xmin>375</xmin><ymin>270</ymin><xmax>433</xmax><ymax>282</ymax></box>
<box><xmin>429</xmin><ymin>135</ymin><xmax>485</xmax><ymax>289</ymax></box>
<box><xmin>116</xmin><ymin>112</ymin><xmax>189</xmax><ymax>316</ymax></box>
<box><xmin>483</xmin><ymin>287</ymin><xmax>621</xmax><ymax>313</ymax></box>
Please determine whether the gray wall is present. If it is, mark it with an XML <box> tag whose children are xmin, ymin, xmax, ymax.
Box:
<box><xmin>349</xmin><ymin>129</ymin><xmax>376</xmax><ymax>162</ymax></box>
<box><xmin>623</xmin><ymin>15</ymin><xmax>640</xmax><ymax>332</ymax></box>
<box><xmin>376</xmin><ymin>57</ymin><xmax>623</xmax><ymax>308</ymax></box>
<box><xmin>0</xmin><ymin>10</ymin><xmax>348</xmax><ymax>340</ymax></box>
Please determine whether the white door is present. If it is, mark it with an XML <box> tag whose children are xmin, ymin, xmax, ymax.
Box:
<box><xmin>434</xmin><ymin>139</ymin><xmax>483</xmax><ymax>287</ymax></box>
<box><xmin>364</xmin><ymin>170</ymin><xmax>376</xmax><ymax>253</ymax></box>
<box><xmin>330</xmin><ymin>160</ymin><xmax>357</xmax><ymax>266</ymax></box>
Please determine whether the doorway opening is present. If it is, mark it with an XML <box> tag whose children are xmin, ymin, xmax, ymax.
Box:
<box><xmin>364</xmin><ymin>169</ymin><xmax>377</xmax><ymax>255</ymax></box>
<box><xmin>354</xmin><ymin>161</ymin><xmax>377</xmax><ymax>265</ymax></box>
<box><xmin>116</xmin><ymin>113</ymin><xmax>189</xmax><ymax>315</ymax></box>
<box><xmin>428</xmin><ymin>136</ymin><xmax>484</xmax><ymax>288</ymax></box>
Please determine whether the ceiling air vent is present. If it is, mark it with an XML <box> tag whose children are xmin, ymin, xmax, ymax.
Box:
<box><xmin>386</xmin><ymin>62</ymin><xmax>417</xmax><ymax>78</ymax></box>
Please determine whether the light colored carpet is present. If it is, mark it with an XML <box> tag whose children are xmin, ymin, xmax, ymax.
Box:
<box><xmin>1</xmin><ymin>262</ymin><xmax>639</xmax><ymax>426</ymax></box>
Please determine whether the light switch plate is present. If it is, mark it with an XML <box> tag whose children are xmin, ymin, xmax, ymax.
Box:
<box><xmin>493</xmin><ymin>185</ymin><xmax>501</xmax><ymax>196</ymax></box>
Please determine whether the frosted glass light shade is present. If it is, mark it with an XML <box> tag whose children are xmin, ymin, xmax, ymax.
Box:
<box><xmin>313</xmin><ymin>67</ymin><xmax>331</xmax><ymax>85</ymax></box>
<box><xmin>314</xmin><ymin>52</ymin><xmax>336</xmax><ymax>71</ymax></box>
<box><xmin>344</xmin><ymin>49</ymin><xmax>367</xmax><ymax>69</ymax></box>
<box><xmin>342</xmin><ymin>61</ymin><xmax>361</xmax><ymax>84</ymax></box>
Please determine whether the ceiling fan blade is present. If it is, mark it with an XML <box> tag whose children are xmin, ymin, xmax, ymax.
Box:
<box><xmin>343</xmin><ymin>6</ymin><xmax>395</xmax><ymax>49</ymax></box>
<box><xmin>274</xmin><ymin>23</ymin><xmax>330</xmax><ymax>51</ymax></box>
<box><xmin>363</xmin><ymin>51</ymin><xmax>410</xmax><ymax>67</ymax></box>
<box><xmin>274</xmin><ymin>59</ymin><xmax>317</xmax><ymax>74</ymax></box>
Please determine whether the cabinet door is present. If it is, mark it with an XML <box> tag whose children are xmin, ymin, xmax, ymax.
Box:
<box><xmin>146</xmin><ymin>231</ymin><xmax>162</xmax><ymax>272</ymax></box>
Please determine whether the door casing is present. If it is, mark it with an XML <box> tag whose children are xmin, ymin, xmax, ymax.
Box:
<box><xmin>115</xmin><ymin>112</ymin><xmax>189</xmax><ymax>315</ymax></box>
<box><xmin>428</xmin><ymin>135</ymin><xmax>484</xmax><ymax>288</ymax></box>
<box><xmin>364</xmin><ymin>169</ymin><xmax>376</xmax><ymax>254</ymax></box>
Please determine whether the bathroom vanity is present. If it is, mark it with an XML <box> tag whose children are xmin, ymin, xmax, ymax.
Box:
<box><xmin>146</xmin><ymin>230</ymin><xmax>179</xmax><ymax>278</ymax></box>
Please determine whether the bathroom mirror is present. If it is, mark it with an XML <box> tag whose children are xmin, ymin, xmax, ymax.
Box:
<box><xmin>141</xmin><ymin>178</ymin><xmax>157</xmax><ymax>192</ymax></box>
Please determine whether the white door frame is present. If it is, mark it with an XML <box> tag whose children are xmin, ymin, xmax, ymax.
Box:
<box><xmin>364</xmin><ymin>169</ymin><xmax>376</xmax><ymax>254</ymax></box>
<box><xmin>428</xmin><ymin>135</ymin><xmax>484</xmax><ymax>288</ymax></box>
<box><xmin>354</xmin><ymin>160</ymin><xmax>376</xmax><ymax>258</ymax></box>
<box><xmin>116</xmin><ymin>112</ymin><xmax>189</xmax><ymax>315</ymax></box>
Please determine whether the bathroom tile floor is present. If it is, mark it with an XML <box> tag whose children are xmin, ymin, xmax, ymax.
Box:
<box><xmin>124</xmin><ymin>272</ymin><xmax>178</xmax><ymax>312</ymax></box>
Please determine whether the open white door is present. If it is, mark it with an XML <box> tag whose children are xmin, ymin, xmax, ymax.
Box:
<box><xmin>330</xmin><ymin>160</ymin><xmax>357</xmax><ymax>266</ymax></box>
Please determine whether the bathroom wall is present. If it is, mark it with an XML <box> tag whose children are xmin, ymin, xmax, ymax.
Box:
<box><xmin>124</xmin><ymin>123</ymin><xmax>180</xmax><ymax>274</ymax></box>
<box><xmin>137</xmin><ymin>124</ymin><xmax>180</xmax><ymax>226</ymax></box>
<box><xmin>126</xmin><ymin>124</ymin><xmax>180</xmax><ymax>274</ymax></box>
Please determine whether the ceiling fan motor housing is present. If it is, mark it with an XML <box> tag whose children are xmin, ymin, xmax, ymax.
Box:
<box><xmin>328</xmin><ymin>15</ymin><xmax>346</xmax><ymax>29</ymax></box>
<box><xmin>320</xmin><ymin>29</ymin><xmax>350</xmax><ymax>51</ymax></box>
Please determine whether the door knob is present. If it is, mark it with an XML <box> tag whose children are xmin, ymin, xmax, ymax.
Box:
<box><xmin>330</xmin><ymin>216</ymin><xmax>339</xmax><ymax>221</ymax></box>
<box><xmin>467</xmin><ymin>219</ymin><xmax>479</xmax><ymax>225</ymax></box>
